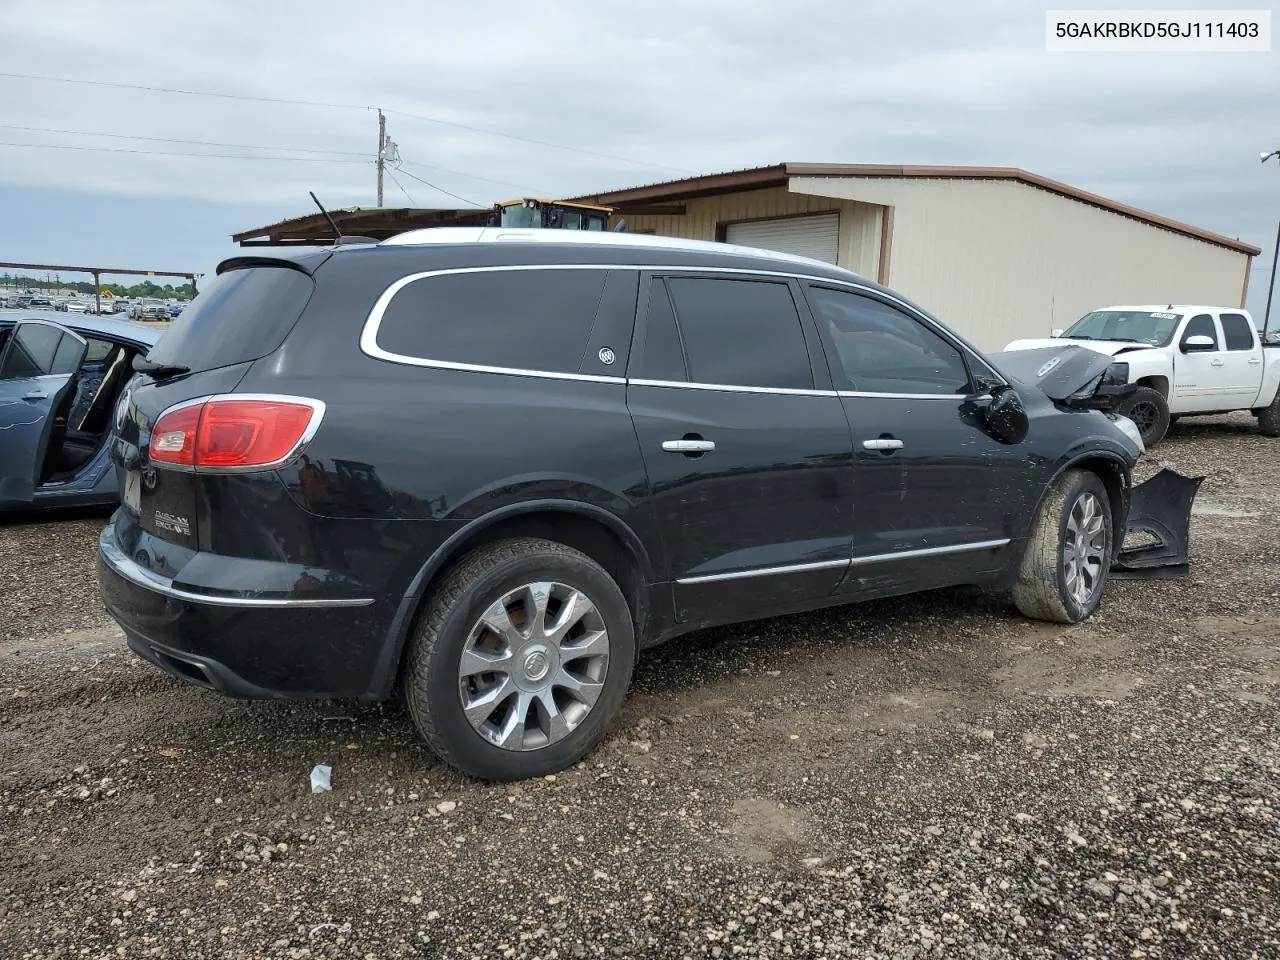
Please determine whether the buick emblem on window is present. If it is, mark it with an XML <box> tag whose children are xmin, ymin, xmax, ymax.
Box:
<box><xmin>598</xmin><ymin>347</ymin><xmax>616</xmax><ymax>365</ymax></box>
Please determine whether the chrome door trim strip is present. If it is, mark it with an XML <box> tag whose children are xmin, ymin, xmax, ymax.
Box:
<box><xmin>848</xmin><ymin>538</ymin><xmax>1011</xmax><ymax>566</ymax></box>
<box><xmin>675</xmin><ymin>557</ymin><xmax>851</xmax><ymax>585</ymax></box>
<box><xmin>99</xmin><ymin>529</ymin><xmax>375</xmax><ymax>609</ymax></box>
<box><xmin>357</xmin><ymin>262</ymin><xmax>1000</xmax><ymax>395</ymax></box>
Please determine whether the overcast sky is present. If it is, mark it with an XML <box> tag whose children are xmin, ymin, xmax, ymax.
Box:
<box><xmin>0</xmin><ymin>0</ymin><xmax>1277</xmax><ymax>316</ymax></box>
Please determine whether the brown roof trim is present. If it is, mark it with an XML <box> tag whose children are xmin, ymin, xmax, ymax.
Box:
<box><xmin>575</xmin><ymin>163</ymin><xmax>1262</xmax><ymax>257</ymax></box>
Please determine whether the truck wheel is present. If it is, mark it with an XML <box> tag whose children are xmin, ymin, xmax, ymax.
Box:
<box><xmin>1014</xmin><ymin>469</ymin><xmax>1114</xmax><ymax>624</ymax></box>
<box><xmin>404</xmin><ymin>538</ymin><xmax>635</xmax><ymax>781</ymax></box>
<box><xmin>1259</xmin><ymin>393</ymin><xmax>1280</xmax><ymax>437</ymax></box>
<box><xmin>1117</xmin><ymin>387</ymin><xmax>1170</xmax><ymax>447</ymax></box>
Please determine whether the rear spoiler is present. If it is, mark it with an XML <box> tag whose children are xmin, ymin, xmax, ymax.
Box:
<box><xmin>216</xmin><ymin>251</ymin><xmax>332</xmax><ymax>276</ymax></box>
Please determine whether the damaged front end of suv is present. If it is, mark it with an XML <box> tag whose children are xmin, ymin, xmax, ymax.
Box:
<box><xmin>990</xmin><ymin>344</ymin><xmax>1202</xmax><ymax>579</ymax></box>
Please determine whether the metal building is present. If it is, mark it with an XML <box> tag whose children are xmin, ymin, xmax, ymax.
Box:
<box><xmin>573</xmin><ymin>164</ymin><xmax>1260</xmax><ymax>350</ymax></box>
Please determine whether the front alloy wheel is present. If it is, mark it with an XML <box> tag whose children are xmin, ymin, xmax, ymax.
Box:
<box><xmin>459</xmin><ymin>581</ymin><xmax>610</xmax><ymax>751</ymax></box>
<box><xmin>1062</xmin><ymin>491</ymin><xmax>1107</xmax><ymax>607</ymax></box>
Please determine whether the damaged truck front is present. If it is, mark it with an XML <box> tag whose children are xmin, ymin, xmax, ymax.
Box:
<box><xmin>989</xmin><ymin>344</ymin><xmax>1203</xmax><ymax>579</ymax></box>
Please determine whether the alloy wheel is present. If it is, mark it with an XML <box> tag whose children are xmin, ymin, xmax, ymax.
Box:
<box><xmin>1063</xmin><ymin>492</ymin><xmax>1107</xmax><ymax>606</ymax></box>
<box><xmin>457</xmin><ymin>581</ymin><xmax>610</xmax><ymax>751</ymax></box>
<box><xmin>1128</xmin><ymin>401</ymin><xmax>1158</xmax><ymax>435</ymax></box>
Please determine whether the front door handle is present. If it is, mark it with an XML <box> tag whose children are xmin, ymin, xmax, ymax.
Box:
<box><xmin>22</xmin><ymin>389</ymin><xmax>49</xmax><ymax>401</ymax></box>
<box><xmin>862</xmin><ymin>438</ymin><xmax>904</xmax><ymax>451</ymax></box>
<box><xmin>1249</xmin><ymin>358</ymin><xmax>1262</xmax><ymax>364</ymax></box>
<box><xmin>662</xmin><ymin>437</ymin><xmax>715</xmax><ymax>455</ymax></box>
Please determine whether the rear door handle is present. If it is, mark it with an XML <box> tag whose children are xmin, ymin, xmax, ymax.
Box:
<box><xmin>1249</xmin><ymin>358</ymin><xmax>1262</xmax><ymax>364</ymax></box>
<box><xmin>862</xmin><ymin>438</ymin><xmax>904</xmax><ymax>451</ymax></box>
<box><xmin>22</xmin><ymin>390</ymin><xmax>48</xmax><ymax>401</ymax></box>
<box><xmin>1211</xmin><ymin>359</ymin><xmax>1225</xmax><ymax>367</ymax></box>
<box><xmin>662</xmin><ymin>438</ymin><xmax>716</xmax><ymax>454</ymax></box>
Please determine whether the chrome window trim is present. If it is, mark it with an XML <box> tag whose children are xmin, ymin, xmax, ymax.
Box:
<box><xmin>357</xmin><ymin>263</ymin><xmax>1001</xmax><ymax>397</ymax></box>
<box><xmin>848</xmin><ymin>538</ymin><xmax>1011</xmax><ymax>566</ymax></box>
<box><xmin>836</xmin><ymin>391</ymin><xmax>971</xmax><ymax>401</ymax></box>
<box><xmin>676</xmin><ymin>558</ymin><xmax>850</xmax><ymax>585</ymax></box>
<box><xmin>98</xmin><ymin>529</ymin><xmax>374</xmax><ymax>608</ymax></box>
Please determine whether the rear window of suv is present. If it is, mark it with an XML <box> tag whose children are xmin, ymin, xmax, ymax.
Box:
<box><xmin>375</xmin><ymin>268</ymin><xmax>609</xmax><ymax>375</ymax></box>
<box><xmin>143</xmin><ymin>266</ymin><xmax>315</xmax><ymax>373</ymax></box>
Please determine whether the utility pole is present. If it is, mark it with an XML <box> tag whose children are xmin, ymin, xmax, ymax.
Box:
<box><xmin>1263</xmin><ymin>150</ymin><xmax>1280</xmax><ymax>339</ymax></box>
<box><xmin>376</xmin><ymin>109</ymin><xmax>386</xmax><ymax>208</ymax></box>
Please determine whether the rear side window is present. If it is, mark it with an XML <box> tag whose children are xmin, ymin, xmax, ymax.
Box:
<box><xmin>144</xmin><ymin>266</ymin><xmax>315</xmax><ymax>373</ymax></box>
<box><xmin>0</xmin><ymin>323</ymin><xmax>79</xmax><ymax>379</ymax></box>
<box><xmin>1220</xmin><ymin>313</ymin><xmax>1256</xmax><ymax>351</ymax></box>
<box><xmin>1181</xmin><ymin>314</ymin><xmax>1219</xmax><ymax>348</ymax></box>
<box><xmin>664</xmin><ymin>277</ymin><xmax>812</xmax><ymax>389</ymax></box>
<box><xmin>635</xmin><ymin>280</ymin><xmax>688</xmax><ymax>382</ymax></box>
<box><xmin>377</xmin><ymin>268</ymin><xmax>610</xmax><ymax>375</ymax></box>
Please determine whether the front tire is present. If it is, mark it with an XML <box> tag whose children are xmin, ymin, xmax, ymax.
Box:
<box><xmin>404</xmin><ymin>538</ymin><xmax>635</xmax><ymax>781</ymax></box>
<box><xmin>1117</xmin><ymin>386</ymin><xmax>1170</xmax><ymax>448</ymax></box>
<box><xmin>1014</xmin><ymin>469</ymin><xmax>1114</xmax><ymax>624</ymax></box>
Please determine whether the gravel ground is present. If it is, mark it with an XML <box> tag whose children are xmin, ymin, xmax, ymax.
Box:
<box><xmin>2</xmin><ymin>413</ymin><xmax>1277</xmax><ymax>959</ymax></box>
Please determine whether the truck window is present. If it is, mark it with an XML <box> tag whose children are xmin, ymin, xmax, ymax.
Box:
<box><xmin>1219</xmin><ymin>313</ymin><xmax>1256</xmax><ymax>351</ymax></box>
<box><xmin>1180</xmin><ymin>314</ymin><xmax>1219</xmax><ymax>349</ymax></box>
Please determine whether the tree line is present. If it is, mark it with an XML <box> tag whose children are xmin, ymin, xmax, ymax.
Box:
<box><xmin>1</xmin><ymin>273</ymin><xmax>195</xmax><ymax>300</ymax></box>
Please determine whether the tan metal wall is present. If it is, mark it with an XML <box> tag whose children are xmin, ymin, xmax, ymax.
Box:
<box><xmin>793</xmin><ymin>175</ymin><xmax>1252</xmax><ymax>351</ymax></box>
<box><xmin>616</xmin><ymin>187</ymin><xmax>883</xmax><ymax>278</ymax></box>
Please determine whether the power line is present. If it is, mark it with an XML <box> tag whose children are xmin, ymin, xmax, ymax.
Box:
<box><xmin>0</xmin><ymin>140</ymin><xmax>369</xmax><ymax>162</ymax></box>
<box><xmin>394</xmin><ymin>166</ymin><xmax>483</xmax><ymax>207</ymax></box>
<box><xmin>0</xmin><ymin>71</ymin><xmax>370</xmax><ymax>110</ymax></box>
<box><xmin>384</xmin><ymin>107</ymin><xmax>693</xmax><ymax>174</ymax></box>
<box><xmin>399</xmin><ymin>158</ymin><xmax>545</xmax><ymax>194</ymax></box>
<box><xmin>0</xmin><ymin>122</ymin><xmax>368</xmax><ymax>157</ymax></box>
<box><xmin>384</xmin><ymin>167</ymin><xmax>417</xmax><ymax>206</ymax></box>
<box><xmin>0</xmin><ymin>71</ymin><xmax>692</xmax><ymax>176</ymax></box>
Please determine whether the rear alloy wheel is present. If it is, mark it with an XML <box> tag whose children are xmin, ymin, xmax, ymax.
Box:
<box><xmin>1014</xmin><ymin>469</ymin><xmax>1114</xmax><ymax>624</ymax></box>
<box><xmin>1117</xmin><ymin>386</ymin><xmax>1170</xmax><ymax>448</ymax></box>
<box><xmin>404</xmin><ymin>538</ymin><xmax>634</xmax><ymax>780</ymax></box>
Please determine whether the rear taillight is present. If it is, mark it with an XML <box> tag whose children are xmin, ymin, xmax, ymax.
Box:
<box><xmin>150</xmin><ymin>395</ymin><xmax>324</xmax><ymax>471</ymax></box>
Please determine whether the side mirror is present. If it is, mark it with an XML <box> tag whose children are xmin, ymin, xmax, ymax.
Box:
<box><xmin>982</xmin><ymin>385</ymin><xmax>1029</xmax><ymax>445</ymax></box>
<box><xmin>1181</xmin><ymin>334</ymin><xmax>1215</xmax><ymax>353</ymax></box>
<box><xmin>1051</xmin><ymin>328</ymin><xmax>1064</xmax><ymax>338</ymax></box>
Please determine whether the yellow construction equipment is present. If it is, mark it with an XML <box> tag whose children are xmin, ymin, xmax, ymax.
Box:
<box><xmin>491</xmin><ymin>198</ymin><xmax>613</xmax><ymax>231</ymax></box>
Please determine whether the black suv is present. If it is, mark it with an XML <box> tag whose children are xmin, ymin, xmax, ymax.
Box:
<box><xmin>98</xmin><ymin>229</ymin><xmax>1143</xmax><ymax>780</ymax></box>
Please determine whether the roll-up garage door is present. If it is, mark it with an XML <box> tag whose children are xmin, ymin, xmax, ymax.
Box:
<box><xmin>724</xmin><ymin>213</ymin><xmax>839</xmax><ymax>264</ymax></box>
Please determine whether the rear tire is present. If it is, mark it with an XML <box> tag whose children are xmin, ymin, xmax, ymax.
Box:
<box><xmin>1014</xmin><ymin>469</ymin><xmax>1114</xmax><ymax>624</ymax></box>
<box><xmin>1258</xmin><ymin>392</ymin><xmax>1280</xmax><ymax>437</ymax></box>
<box><xmin>404</xmin><ymin>538</ymin><xmax>635</xmax><ymax>781</ymax></box>
<box><xmin>1117</xmin><ymin>387</ymin><xmax>1170</xmax><ymax>448</ymax></box>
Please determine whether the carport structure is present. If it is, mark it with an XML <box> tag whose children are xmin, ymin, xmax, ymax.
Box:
<box><xmin>0</xmin><ymin>261</ymin><xmax>198</xmax><ymax>315</ymax></box>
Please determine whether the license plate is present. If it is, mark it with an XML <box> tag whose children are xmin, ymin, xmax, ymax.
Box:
<box><xmin>123</xmin><ymin>470</ymin><xmax>141</xmax><ymax>513</ymax></box>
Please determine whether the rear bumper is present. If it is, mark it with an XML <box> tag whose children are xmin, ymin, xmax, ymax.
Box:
<box><xmin>97</xmin><ymin>525</ymin><xmax>394</xmax><ymax>698</ymax></box>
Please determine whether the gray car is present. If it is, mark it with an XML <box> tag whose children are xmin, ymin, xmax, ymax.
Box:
<box><xmin>0</xmin><ymin>311</ymin><xmax>159</xmax><ymax>511</ymax></box>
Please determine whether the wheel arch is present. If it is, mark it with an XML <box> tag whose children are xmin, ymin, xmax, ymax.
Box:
<box><xmin>1132</xmin><ymin>374</ymin><xmax>1169</xmax><ymax>398</ymax></box>
<box><xmin>1037</xmin><ymin>452</ymin><xmax>1132</xmax><ymax>553</ymax></box>
<box><xmin>367</xmin><ymin>500</ymin><xmax>652</xmax><ymax>698</ymax></box>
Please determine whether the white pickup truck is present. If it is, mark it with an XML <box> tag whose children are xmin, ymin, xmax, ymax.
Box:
<box><xmin>1005</xmin><ymin>305</ymin><xmax>1280</xmax><ymax>447</ymax></box>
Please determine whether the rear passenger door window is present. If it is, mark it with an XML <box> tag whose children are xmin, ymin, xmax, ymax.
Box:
<box><xmin>660</xmin><ymin>277</ymin><xmax>814</xmax><ymax>389</ymax></box>
<box><xmin>1220</xmin><ymin>313</ymin><xmax>1256</xmax><ymax>351</ymax></box>
<box><xmin>374</xmin><ymin>268</ymin><xmax>616</xmax><ymax>376</ymax></box>
<box><xmin>805</xmin><ymin>286</ymin><xmax>971</xmax><ymax>395</ymax></box>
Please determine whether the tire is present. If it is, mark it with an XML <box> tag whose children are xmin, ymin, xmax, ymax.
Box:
<box><xmin>1014</xmin><ymin>469</ymin><xmax>1114</xmax><ymax>624</ymax></box>
<box><xmin>404</xmin><ymin>537</ymin><xmax>635</xmax><ymax>781</ymax></box>
<box><xmin>1168</xmin><ymin>414</ymin><xmax>1180</xmax><ymax>425</ymax></box>
<box><xmin>1258</xmin><ymin>392</ymin><xmax>1280</xmax><ymax>437</ymax></box>
<box><xmin>1117</xmin><ymin>386</ymin><xmax>1170</xmax><ymax>448</ymax></box>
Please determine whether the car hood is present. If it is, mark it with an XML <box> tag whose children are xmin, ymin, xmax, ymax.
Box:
<box><xmin>1004</xmin><ymin>337</ymin><xmax>1157</xmax><ymax>358</ymax></box>
<box><xmin>987</xmin><ymin>344</ymin><xmax>1123</xmax><ymax>401</ymax></box>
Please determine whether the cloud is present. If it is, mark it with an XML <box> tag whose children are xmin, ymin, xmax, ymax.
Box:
<box><xmin>0</xmin><ymin>0</ymin><xmax>1275</xmax><ymax>314</ymax></box>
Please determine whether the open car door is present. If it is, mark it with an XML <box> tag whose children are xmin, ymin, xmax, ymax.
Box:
<box><xmin>0</xmin><ymin>319</ymin><xmax>88</xmax><ymax>505</ymax></box>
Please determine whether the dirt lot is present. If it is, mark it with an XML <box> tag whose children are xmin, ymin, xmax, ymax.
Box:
<box><xmin>2</xmin><ymin>414</ymin><xmax>1278</xmax><ymax>959</ymax></box>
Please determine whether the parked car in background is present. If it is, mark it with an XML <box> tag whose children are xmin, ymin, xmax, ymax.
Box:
<box><xmin>97</xmin><ymin>229</ymin><xmax>1156</xmax><ymax>782</ymax></box>
<box><xmin>28</xmin><ymin>297</ymin><xmax>54</xmax><ymax>309</ymax></box>
<box><xmin>0</xmin><ymin>311</ymin><xmax>159</xmax><ymax>511</ymax></box>
<box><xmin>168</xmin><ymin>303</ymin><xmax>184</xmax><ymax>319</ymax></box>
<box><xmin>1005</xmin><ymin>305</ymin><xmax>1280</xmax><ymax>446</ymax></box>
<box><xmin>65</xmin><ymin>300</ymin><xmax>89</xmax><ymax>314</ymax></box>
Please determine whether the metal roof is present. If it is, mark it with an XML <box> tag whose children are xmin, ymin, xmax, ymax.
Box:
<box><xmin>232</xmin><ymin>206</ymin><xmax>489</xmax><ymax>246</ymax></box>
<box><xmin>570</xmin><ymin>162</ymin><xmax>1262</xmax><ymax>257</ymax></box>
